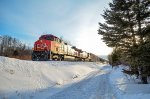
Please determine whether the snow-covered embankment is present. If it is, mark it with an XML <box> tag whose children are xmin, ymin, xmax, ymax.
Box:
<box><xmin>0</xmin><ymin>56</ymin><xmax>104</xmax><ymax>99</ymax></box>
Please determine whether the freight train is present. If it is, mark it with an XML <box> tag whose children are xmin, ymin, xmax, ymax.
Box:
<box><xmin>32</xmin><ymin>34</ymin><xmax>100</xmax><ymax>61</ymax></box>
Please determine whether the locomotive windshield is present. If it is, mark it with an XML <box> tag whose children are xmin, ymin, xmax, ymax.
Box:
<box><xmin>39</xmin><ymin>35</ymin><xmax>54</xmax><ymax>41</ymax></box>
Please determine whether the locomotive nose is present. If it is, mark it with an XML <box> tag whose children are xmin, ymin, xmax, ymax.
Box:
<box><xmin>34</xmin><ymin>40</ymin><xmax>49</xmax><ymax>51</ymax></box>
<box><xmin>37</xmin><ymin>43</ymin><xmax>47</xmax><ymax>49</ymax></box>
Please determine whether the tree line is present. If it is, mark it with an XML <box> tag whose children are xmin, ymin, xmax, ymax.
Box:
<box><xmin>0</xmin><ymin>35</ymin><xmax>32</xmax><ymax>60</ymax></box>
<box><xmin>98</xmin><ymin>0</ymin><xmax>150</xmax><ymax>83</ymax></box>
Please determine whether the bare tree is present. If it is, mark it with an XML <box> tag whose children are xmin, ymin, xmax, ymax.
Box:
<box><xmin>0</xmin><ymin>35</ymin><xmax>32</xmax><ymax>60</ymax></box>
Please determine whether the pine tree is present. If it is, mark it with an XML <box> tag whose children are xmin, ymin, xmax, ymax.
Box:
<box><xmin>98</xmin><ymin>0</ymin><xmax>150</xmax><ymax>83</ymax></box>
<box><xmin>98</xmin><ymin>0</ymin><xmax>137</xmax><ymax>49</ymax></box>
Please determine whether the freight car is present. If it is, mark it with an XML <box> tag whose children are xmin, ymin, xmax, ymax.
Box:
<box><xmin>32</xmin><ymin>34</ymin><xmax>100</xmax><ymax>61</ymax></box>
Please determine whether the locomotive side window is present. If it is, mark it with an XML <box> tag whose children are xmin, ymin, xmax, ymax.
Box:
<box><xmin>57</xmin><ymin>38</ymin><xmax>59</xmax><ymax>42</ymax></box>
<box><xmin>54</xmin><ymin>38</ymin><xmax>60</xmax><ymax>43</ymax></box>
<box><xmin>57</xmin><ymin>38</ymin><xmax>61</xmax><ymax>43</ymax></box>
<box><xmin>57</xmin><ymin>39</ymin><xmax>60</xmax><ymax>43</ymax></box>
<box><xmin>55</xmin><ymin>38</ymin><xmax>57</xmax><ymax>42</ymax></box>
<box><xmin>54</xmin><ymin>38</ymin><xmax>56</xmax><ymax>41</ymax></box>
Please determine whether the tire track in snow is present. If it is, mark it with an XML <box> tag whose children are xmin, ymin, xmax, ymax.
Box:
<box><xmin>48</xmin><ymin>70</ymin><xmax>115</xmax><ymax>99</ymax></box>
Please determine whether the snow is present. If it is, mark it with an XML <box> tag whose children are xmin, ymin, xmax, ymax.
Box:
<box><xmin>109</xmin><ymin>66</ymin><xmax>150</xmax><ymax>99</ymax></box>
<box><xmin>0</xmin><ymin>56</ymin><xmax>108</xmax><ymax>99</ymax></box>
<box><xmin>0</xmin><ymin>56</ymin><xmax>150</xmax><ymax>99</ymax></box>
<box><xmin>48</xmin><ymin>70</ymin><xmax>114</xmax><ymax>99</ymax></box>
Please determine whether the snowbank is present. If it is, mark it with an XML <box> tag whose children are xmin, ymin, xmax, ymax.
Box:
<box><xmin>109</xmin><ymin>65</ymin><xmax>150</xmax><ymax>99</ymax></box>
<box><xmin>1</xmin><ymin>56</ymin><xmax>150</xmax><ymax>99</ymax></box>
<box><xmin>0</xmin><ymin>56</ymin><xmax>103</xmax><ymax>99</ymax></box>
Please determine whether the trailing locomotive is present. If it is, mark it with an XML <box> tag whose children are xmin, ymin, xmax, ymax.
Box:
<box><xmin>32</xmin><ymin>34</ymin><xmax>100</xmax><ymax>61</ymax></box>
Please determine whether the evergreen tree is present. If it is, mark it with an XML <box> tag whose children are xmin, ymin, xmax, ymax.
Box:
<box><xmin>98</xmin><ymin>0</ymin><xmax>136</xmax><ymax>48</ymax></box>
<box><xmin>98</xmin><ymin>0</ymin><xmax>150</xmax><ymax>83</ymax></box>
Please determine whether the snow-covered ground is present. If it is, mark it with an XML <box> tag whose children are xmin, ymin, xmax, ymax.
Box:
<box><xmin>0</xmin><ymin>56</ymin><xmax>150</xmax><ymax>99</ymax></box>
<box><xmin>110</xmin><ymin>66</ymin><xmax>150</xmax><ymax>99</ymax></box>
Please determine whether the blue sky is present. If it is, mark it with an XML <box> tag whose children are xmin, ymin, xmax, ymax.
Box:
<box><xmin>0</xmin><ymin>0</ymin><xmax>112</xmax><ymax>55</ymax></box>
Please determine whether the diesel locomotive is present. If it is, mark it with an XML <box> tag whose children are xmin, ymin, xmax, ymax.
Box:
<box><xmin>32</xmin><ymin>34</ymin><xmax>100</xmax><ymax>61</ymax></box>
